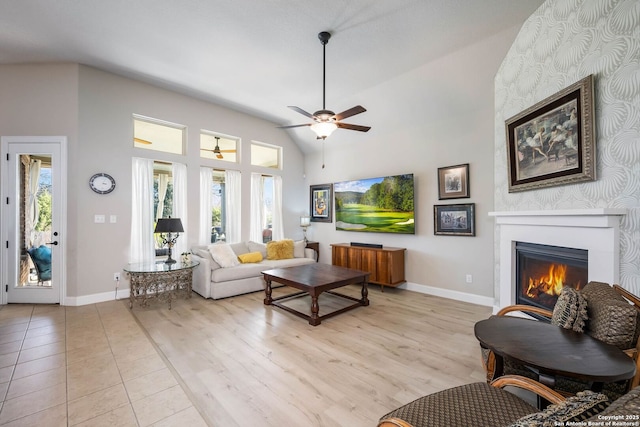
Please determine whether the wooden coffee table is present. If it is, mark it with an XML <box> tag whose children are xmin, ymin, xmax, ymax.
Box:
<box><xmin>475</xmin><ymin>316</ymin><xmax>636</xmax><ymax>391</ymax></box>
<box><xmin>262</xmin><ymin>263</ymin><xmax>370</xmax><ymax>326</ymax></box>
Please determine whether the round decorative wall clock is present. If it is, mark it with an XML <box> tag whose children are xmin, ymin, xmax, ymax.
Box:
<box><xmin>89</xmin><ymin>173</ymin><xmax>116</xmax><ymax>194</ymax></box>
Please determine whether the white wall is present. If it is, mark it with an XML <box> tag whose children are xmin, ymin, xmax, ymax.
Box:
<box><xmin>1</xmin><ymin>64</ymin><xmax>308</xmax><ymax>303</ymax></box>
<box><xmin>494</xmin><ymin>0</ymin><xmax>640</xmax><ymax>295</ymax></box>
<box><xmin>303</xmin><ymin>26</ymin><xmax>523</xmax><ymax>305</ymax></box>
<box><xmin>0</xmin><ymin>63</ymin><xmax>80</xmax><ymax>298</ymax></box>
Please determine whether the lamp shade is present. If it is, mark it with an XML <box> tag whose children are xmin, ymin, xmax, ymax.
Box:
<box><xmin>310</xmin><ymin>122</ymin><xmax>338</xmax><ymax>139</ymax></box>
<box><xmin>300</xmin><ymin>216</ymin><xmax>311</xmax><ymax>227</ymax></box>
<box><xmin>154</xmin><ymin>217</ymin><xmax>184</xmax><ymax>233</ymax></box>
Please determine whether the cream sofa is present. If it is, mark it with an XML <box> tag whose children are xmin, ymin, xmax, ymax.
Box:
<box><xmin>190</xmin><ymin>240</ymin><xmax>316</xmax><ymax>300</ymax></box>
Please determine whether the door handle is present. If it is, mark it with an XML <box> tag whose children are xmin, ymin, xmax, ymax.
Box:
<box><xmin>46</xmin><ymin>241</ymin><xmax>59</xmax><ymax>246</ymax></box>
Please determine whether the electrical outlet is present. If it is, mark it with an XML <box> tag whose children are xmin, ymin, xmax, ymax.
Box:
<box><xmin>465</xmin><ymin>274</ymin><xmax>473</xmax><ymax>283</ymax></box>
<box><xmin>114</xmin><ymin>272</ymin><xmax>120</xmax><ymax>281</ymax></box>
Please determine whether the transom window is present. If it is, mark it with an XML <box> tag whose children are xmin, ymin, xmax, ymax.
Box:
<box><xmin>251</xmin><ymin>141</ymin><xmax>281</xmax><ymax>169</ymax></box>
<box><xmin>134</xmin><ymin>115</ymin><xmax>185</xmax><ymax>155</ymax></box>
<box><xmin>200</xmin><ymin>132</ymin><xmax>238</xmax><ymax>163</ymax></box>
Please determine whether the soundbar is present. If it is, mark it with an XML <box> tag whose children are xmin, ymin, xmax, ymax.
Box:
<box><xmin>350</xmin><ymin>242</ymin><xmax>383</xmax><ymax>248</ymax></box>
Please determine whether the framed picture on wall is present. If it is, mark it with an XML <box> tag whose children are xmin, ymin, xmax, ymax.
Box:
<box><xmin>309</xmin><ymin>184</ymin><xmax>332</xmax><ymax>223</ymax></box>
<box><xmin>505</xmin><ymin>75</ymin><xmax>596</xmax><ymax>192</ymax></box>
<box><xmin>434</xmin><ymin>203</ymin><xmax>475</xmax><ymax>236</ymax></box>
<box><xmin>437</xmin><ymin>163</ymin><xmax>470</xmax><ymax>199</ymax></box>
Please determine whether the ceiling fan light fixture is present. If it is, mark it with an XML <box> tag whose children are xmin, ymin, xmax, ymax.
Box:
<box><xmin>310</xmin><ymin>122</ymin><xmax>338</xmax><ymax>139</ymax></box>
<box><xmin>278</xmin><ymin>30</ymin><xmax>369</xmax><ymax>147</ymax></box>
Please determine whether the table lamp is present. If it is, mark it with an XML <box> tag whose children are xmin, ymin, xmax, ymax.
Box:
<box><xmin>154</xmin><ymin>217</ymin><xmax>184</xmax><ymax>264</ymax></box>
<box><xmin>300</xmin><ymin>215</ymin><xmax>311</xmax><ymax>242</ymax></box>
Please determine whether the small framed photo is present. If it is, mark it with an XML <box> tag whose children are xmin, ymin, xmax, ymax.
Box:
<box><xmin>505</xmin><ymin>75</ymin><xmax>596</xmax><ymax>192</ymax></box>
<box><xmin>434</xmin><ymin>203</ymin><xmax>475</xmax><ymax>236</ymax></box>
<box><xmin>309</xmin><ymin>184</ymin><xmax>332</xmax><ymax>223</ymax></box>
<box><xmin>437</xmin><ymin>163</ymin><xmax>470</xmax><ymax>199</ymax></box>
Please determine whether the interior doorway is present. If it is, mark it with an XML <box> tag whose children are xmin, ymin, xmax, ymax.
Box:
<box><xmin>1</xmin><ymin>136</ymin><xmax>67</xmax><ymax>304</ymax></box>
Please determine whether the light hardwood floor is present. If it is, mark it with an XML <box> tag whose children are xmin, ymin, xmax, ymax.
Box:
<box><xmin>131</xmin><ymin>285</ymin><xmax>492</xmax><ymax>426</ymax></box>
<box><xmin>0</xmin><ymin>286</ymin><xmax>491</xmax><ymax>426</ymax></box>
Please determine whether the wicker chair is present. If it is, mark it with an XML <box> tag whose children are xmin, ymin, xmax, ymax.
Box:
<box><xmin>378</xmin><ymin>375</ymin><xmax>563</xmax><ymax>427</ymax></box>
<box><xmin>482</xmin><ymin>282</ymin><xmax>640</xmax><ymax>400</ymax></box>
<box><xmin>378</xmin><ymin>376</ymin><xmax>640</xmax><ymax>427</ymax></box>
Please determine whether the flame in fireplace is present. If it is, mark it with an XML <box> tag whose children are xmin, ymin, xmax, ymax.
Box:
<box><xmin>526</xmin><ymin>263</ymin><xmax>568</xmax><ymax>297</ymax></box>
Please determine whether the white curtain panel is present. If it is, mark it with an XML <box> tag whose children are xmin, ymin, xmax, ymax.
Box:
<box><xmin>156</xmin><ymin>173</ymin><xmax>169</xmax><ymax>220</ymax></box>
<box><xmin>272</xmin><ymin>175</ymin><xmax>284</xmax><ymax>241</ymax></box>
<box><xmin>28</xmin><ymin>158</ymin><xmax>41</xmax><ymax>245</ymax></box>
<box><xmin>130</xmin><ymin>158</ymin><xmax>154</xmax><ymax>263</ymax></box>
<box><xmin>199</xmin><ymin>167</ymin><xmax>213</xmax><ymax>245</ymax></box>
<box><xmin>250</xmin><ymin>173</ymin><xmax>264</xmax><ymax>243</ymax></box>
<box><xmin>172</xmin><ymin>162</ymin><xmax>188</xmax><ymax>257</ymax></box>
<box><xmin>225</xmin><ymin>169</ymin><xmax>242</xmax><ymax>243</ymax></box>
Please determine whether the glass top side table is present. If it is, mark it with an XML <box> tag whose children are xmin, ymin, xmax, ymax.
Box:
<box><xmin>124</xmin><ymin>261</ymin><xmax>199</xmax><ymax>309</ymax></box>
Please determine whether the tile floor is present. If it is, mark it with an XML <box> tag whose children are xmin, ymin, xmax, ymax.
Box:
<box><xmin>0</xmin><ymin>301</ymin><xmax>208</xmax><ymax>426</ymax></box>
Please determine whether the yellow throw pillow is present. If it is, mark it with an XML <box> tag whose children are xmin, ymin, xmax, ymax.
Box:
<box><xmin>266</xmin><ymin>239</ymin><xmax>294</xmax><ymax>260</ymax></box>
<box><xmin>237</xmin><ymin>251</ymin><xmax>263</xmax><ymax>264</ymax></box>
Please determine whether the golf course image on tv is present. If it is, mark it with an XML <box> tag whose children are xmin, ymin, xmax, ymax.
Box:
<box><xmin>334</xmin><ymin>173</ymin><xmax>415</xmax><ymax>234</ymax></box>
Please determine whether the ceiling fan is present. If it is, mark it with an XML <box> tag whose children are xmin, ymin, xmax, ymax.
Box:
<box><xmin>279</xmin><ymin>31</ymin><xmax>370</xmax><ymax>139</ymax></box>
<box><xmin>201</xmin><ymin>136</ymin><xmax>236</xmax><ymax>159</ymax></box>
<box><xmin>134</xmin><ymin>137</ymin><xmax>152</xmax><ymax>145</ymax></box>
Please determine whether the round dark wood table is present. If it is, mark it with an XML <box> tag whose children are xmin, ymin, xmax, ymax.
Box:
<box><xmin>475</xmin><ymin>316</ymin><xmax>636</xmax><ymax>391</ymax></box>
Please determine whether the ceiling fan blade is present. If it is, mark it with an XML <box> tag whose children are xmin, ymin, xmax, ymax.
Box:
<box><xmin>219</xmin><ymin>149</ymin><xmax>236</xmax><ymax>153</ymax></box>
<box><xmin>277</xmin><ymin>123</ymin><xmax>312</xmax><ymax>129</ymax></box>
<box><xmin>334</xmin><ymin>105</ymin><xmax>366</xmax><ymax>121</ymax></box>
<box><xmin>134</xmin><ymin>137</ymin><xmax>153</xmax><ymax>145</ymax></box>
<box><xmin>337</xmin><ymin>122</ymin><xmax>371</xmax><ymax>132</ymax></box>
<box><xmin>288</xmin><ymin>106</ymin><xmax>315</xmax><ymax>119</ymax></box>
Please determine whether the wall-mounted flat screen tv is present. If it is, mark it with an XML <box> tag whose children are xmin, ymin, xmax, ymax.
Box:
<box><xmin>334</xmin><ymin>173</ymin><xmax>415</xmax><ymax>234</ymax></box>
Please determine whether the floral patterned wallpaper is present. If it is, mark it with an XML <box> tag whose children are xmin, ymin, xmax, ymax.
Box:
<box><xmin>494</xmin><ymin>0</ymin><xmax>640</xmax><ymax>293</ymax></box>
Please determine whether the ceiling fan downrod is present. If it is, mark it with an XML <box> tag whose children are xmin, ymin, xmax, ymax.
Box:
<box><xmin>318</xmin><ymin>31</ymin><xmax>331</xmax><ymax>111</ymax></box>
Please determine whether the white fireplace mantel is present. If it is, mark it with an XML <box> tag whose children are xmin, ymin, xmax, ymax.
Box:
<box><xmin>490</xmin><ymin>208</ymin><xmax>627</xmax><ymax>313</ymax></box>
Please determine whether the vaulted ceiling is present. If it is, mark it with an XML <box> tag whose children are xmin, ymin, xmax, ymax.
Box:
<box><xmin>0</xmin><ymin>0</ymin><xmax>544</xmax><ymax>152</ymax></box>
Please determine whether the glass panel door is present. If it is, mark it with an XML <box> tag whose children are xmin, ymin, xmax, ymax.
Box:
<box><xmin>20</xmin><ymin>154</ymin><xmax>53</xmax><ymax>287</ymax></box>
<box><xmin>3</xmin><ymin>139</ymin><xmax>63</xmax><ymax>304</ymax></box>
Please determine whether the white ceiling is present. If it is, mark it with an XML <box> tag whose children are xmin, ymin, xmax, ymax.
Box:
<box><xmin>0</xmin><ymin>0</ymin><xmax>544</xmax><ymax>153</ymax></box>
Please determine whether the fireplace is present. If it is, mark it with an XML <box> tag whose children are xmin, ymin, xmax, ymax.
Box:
<box><xmin>490</xmin><ymin>209</ymin><xmax>626</xmax><ymax>314</ymax></box>
<box><xmin>515</xmin><ymin>242</ymin><xmax>588</xmax><ymax>312</ymax></box>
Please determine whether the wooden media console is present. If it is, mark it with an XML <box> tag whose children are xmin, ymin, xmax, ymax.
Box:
<box><xmin>330</xmin><ymin>243</ymin><xmax>406</xmax><ymax>290</ymax></box>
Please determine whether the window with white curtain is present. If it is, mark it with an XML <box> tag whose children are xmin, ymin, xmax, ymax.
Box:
<box><xmin>250</xmin><ymin>173</ymin><xmax>281</xmax><ymax>243</ymax></box>
<box><xmin>131</xmin><ymin>158</ymin><xmax>188</xmax><ymax>262</ymax></box>
<box><xmin>154</xmin><ymin>162</ymin><xmax>173</xmax><ymax>223</ymax></box>
<box><xmin>200</xmin><ymin>168</ymin><xmax>241</xmax><ymax>245</ymax></box>
<box><xmin>262</xmin><ymin>175</ymin><xmax>274</xmax><ymax>242</ymax></box>
<box><xmin>205</xmin><ymin>169</ymin><xmax>226</xmax><ymax>242</ymax></box>
<box><xmin>151</xmin><ymin>161</ymin><xmax>188</xmax><ymax>257</ymax></box>
<box><xmin>153</xmin><ymin>161</ymin><xmax>174</xmax><ymax>253</ymax></box>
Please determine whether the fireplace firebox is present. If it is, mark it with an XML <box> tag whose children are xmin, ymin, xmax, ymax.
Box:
<box><xmin>515</xmin><ymin>242</ymin><xmax>588</xmax><ymax>312</ymax></box>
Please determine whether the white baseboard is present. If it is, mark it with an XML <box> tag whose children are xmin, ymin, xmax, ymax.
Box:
<box><xmin>396</xmin><ymin>282</ymin><xmax>495</xmax><ymax>307</ymax></box>
<box><xmin>64</xmin><ymin>288</ymin><xmax>130</xmax><ymax>306</ymax></box>
<box><xmin>63</xmin><ymin>283</ymin><xmax>494</xmax><ymax>308</ymax></box>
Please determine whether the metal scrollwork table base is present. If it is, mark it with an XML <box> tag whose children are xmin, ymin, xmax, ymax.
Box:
<box><xmin>124</xmin><ymin>261</ymin><xmax>199</xmax><ymax>309</ymax></box>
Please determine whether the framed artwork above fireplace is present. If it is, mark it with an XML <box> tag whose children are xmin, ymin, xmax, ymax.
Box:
<box><xmin>505</xmin><ymin>75</ymin><xmax>596</xmax><ymax>193</ymax></box>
